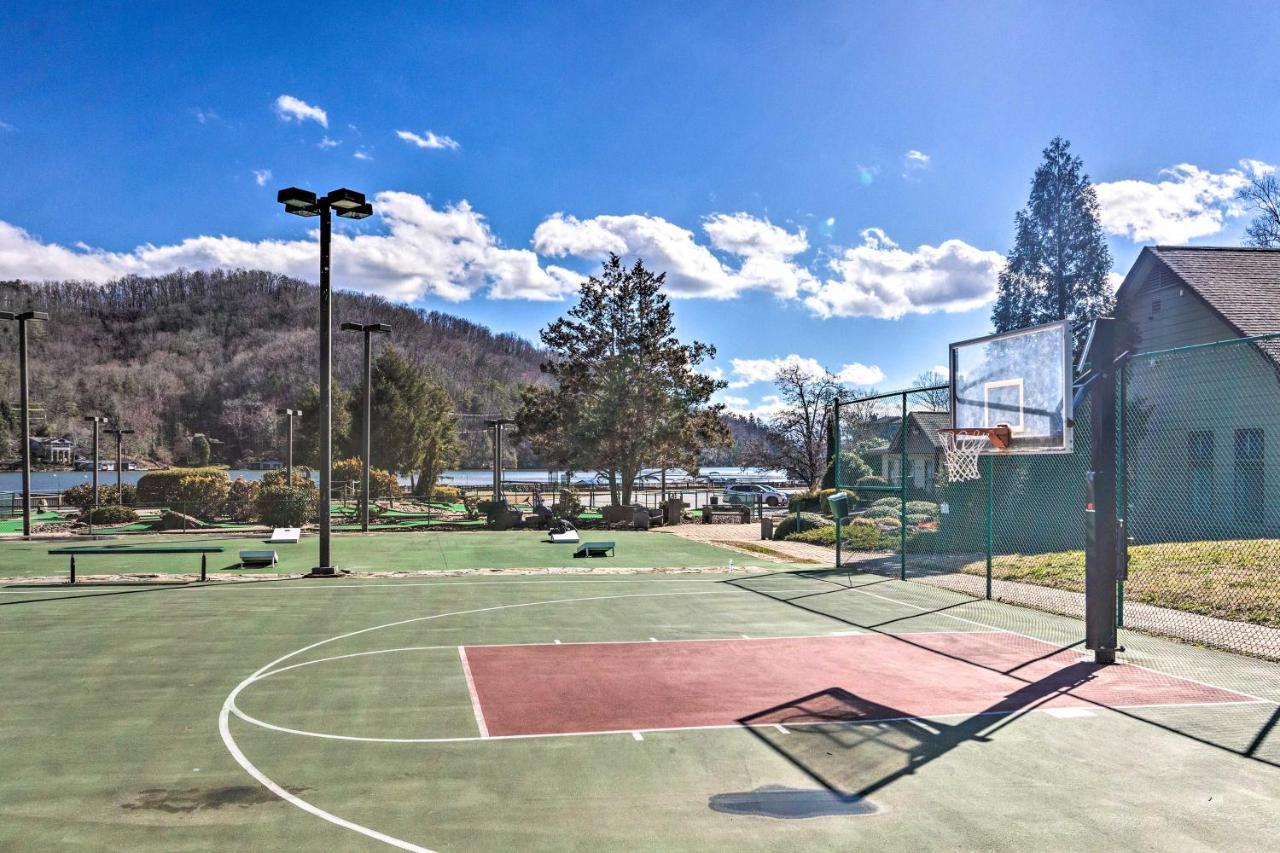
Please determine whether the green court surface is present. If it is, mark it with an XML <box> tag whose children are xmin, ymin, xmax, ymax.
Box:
<box><xmin>0</xmin><ymin>530</ymin><xmax>744</xmax><ymax>579</ymax></box>
<box><xmin>0</xmin><ymin>569</ymin><xmax>1276</xmax><ymax>851</ymax></box>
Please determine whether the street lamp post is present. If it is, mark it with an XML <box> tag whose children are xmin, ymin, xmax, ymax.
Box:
<box><xmin>276</xmin><ymin>408</ymin><xmax>302</xmax><ymax>485</ymax></box>
<box><xmin>83</xmin><ymin>415</ymin><xmax>110</xmax><ymax>506</ymax></box>
<box><xmin>103</xmin><ymin>426</ymin><xmax>134</xmax><ymax>497</ymax></box>
<box><xmin>1</xmin><ymin>310</ymin><xmax>49</xmax><ymax>537</ymax></box>
<box><xmin>277</xmin><ymin>187</ymin><xmax>373</xmax><ymax>575</ymax></box>
<box><xmin>484</xmin><ymin>418</ymin><xmax>515</xmax><ymax>501</ymax></box>
<box><xmin>340</xmin><ymin>322</ymin><xmax>391</xmax><ymax>532</ymax></box>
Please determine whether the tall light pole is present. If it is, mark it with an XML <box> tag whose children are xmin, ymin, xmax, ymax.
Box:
<box><xmin>276</xmin><ymin>408</ymin><xmax>302</xmax><ymax>485</ymax></box>
<box><xmin>340</xmin><ymin>322</ymin><xmax>391</xmax><ymax>532</ymax></box>
<box><xmin>277</xmin><ymin>187</ymin><xmax>373</xmax><ymax>575</ymax></box>
<box><xmin>1</xmin><ymin>310</ymin><xmax>49</xmax><ymax>537</ymax></box>
<box><xmin>82</xmin><ymin>415</ymin><xmax>110</xmax><ymax>506</ymax></box>
<box><xmin>103</xmin><ymin>425</ymin><xmax>133</xmax><ymax>498</ymax></box>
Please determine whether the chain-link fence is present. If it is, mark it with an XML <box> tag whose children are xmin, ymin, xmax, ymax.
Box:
<box><xmin>835</xmin><ymin>333</ymin><xmax>1280</xmax><ymax>663</ymax></box>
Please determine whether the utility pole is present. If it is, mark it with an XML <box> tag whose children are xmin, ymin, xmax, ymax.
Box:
<box><xmin>104</xmin><ymin>425</ymin><xmax>134</xmax><ymax>498</ymax></box>
<box><xmin>485</xmin><ymin>418</ymin><xmax>515</xmax><ymax>500</ymax></box>
<box><xmin>276</xmin><ymin>408</ymin><xmax>302</xmax><ymax>485</ymax></box>
<box><xmin>83</xmin><ymin>415</ymin><xmax>109</xmax><ymax>506</ymax></box>
<box><xmin>340</xmin><ymin>322</ymin><xmax>391</xmax><ymax>532</ymax></box>
<box><xmin>1</xmin><ymin>311</ymin><xmax>49</xmax><ymax>537</ymax></box>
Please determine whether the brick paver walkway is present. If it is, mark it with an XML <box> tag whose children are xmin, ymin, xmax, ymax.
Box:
<box><xmin>657</xmin><ymin>522</ymin><xmax>835</xmax><ymax>565</ymax></box>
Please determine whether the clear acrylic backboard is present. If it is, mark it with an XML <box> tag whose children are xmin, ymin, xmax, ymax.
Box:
<box><xmin>948</xmin><ymin>319</ymin><xmax>1073</xmax><ymax>454</ymax></box>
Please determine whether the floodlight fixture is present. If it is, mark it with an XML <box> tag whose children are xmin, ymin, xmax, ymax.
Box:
<box><xmin>337</xmin><ymin>203</ymin><xmax>373</xmax><ymax>220</ymax></box>
<box><xmin>277</xmin><ymin>187</ymin><xmax>319</xmax><ymax>217</ymax></box>
<box><xmin>325</xmin><ymin>188</ymin><xmax>366</xmax><ymax>210</ymax></box>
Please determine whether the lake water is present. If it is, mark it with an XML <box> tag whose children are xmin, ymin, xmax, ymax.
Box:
<box><xmin>0</xmin><ymin>466</ymin><xmax>785</xmax><ymax>494</ymax></box>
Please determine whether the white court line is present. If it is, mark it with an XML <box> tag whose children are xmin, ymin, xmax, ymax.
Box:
<box><xmin>631</xmin><ymin>731</ymin><xmax>644</xmax><ymax>741</ymax></box>
<box><xmin>457</xmin><ymin>647</ymin><xmax>490</xmax><ymax>738</ymax></box>
<box><xmin>220</xmin><ymin>589</ymin><xmax>731</xmax><ymax>852</ymax></box>
<box><xmin>774</xmin><ymin>724</ymin><xmax>789</xmax><ymax>734</ymax></box>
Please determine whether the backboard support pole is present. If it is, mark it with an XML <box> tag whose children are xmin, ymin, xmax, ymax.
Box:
<box><xmin>1085</xmin><ymin>317</ymin><xmax>1121</xmax><ymax>665</ymax></box>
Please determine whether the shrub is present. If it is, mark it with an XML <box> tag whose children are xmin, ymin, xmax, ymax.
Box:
<box><xmin>554</xmin><ymin>488</ymin><xmax>583</xmax><ymax>517</ymax></box>
<box><xmin>906</xmin><ymin>500</ymin><xmax>940</xmax><ymax>517</ymax></box>
<box><xmin>771</xmin><ymin>511</ymin><xmax>827</xmax><ymax>540</ymax></box>
<box><xmin>905</xmin><ymin>513</ymin><xmax>933</xmax><ymax>526</ymax></box>
<box><xmin>224</xmin><ymin>478</ymin><xmax>260</xmax><ymax>522</ymax></box>
<box><xmin>85</xmin><ymin>504</ymin><xmax>138</xmax><ymax>525</ymax></box>
<box><xmin>172</xmin><ymin>473</ymin><xmax>230</xmax><ymax>520</ymax></box>
<box><xmin>876</xmin><ymin>516</ymin><xmax>902</xmax><ymax>530</ymax></box>
<box><xmin>256</xmin><ymin>485</ymin><xmax>317</xmax><ymax>527</ymax></box>
<box><xmin>261</xmin><ymin>467</ymin><xmax>315</xmax><ymax>489</ymax></box>
<box><xmin>136</xmin><ymin>467</ymin><xmax>227</xmax><ymax>505</ymax></box>
<box><xmin>815</xmin><ymin>488</ymin><xmax>857</xmax><ymax>515</ymax></box>
<box><xmin>63</xmin><ymin>482</ymin><xmax>136</xmax><ymax>509</ymax></box>
<box><xmin>855</xmin><ymin>474</ymin><xmax>889</xmax><ymax>503</ymax></box>
<box><xmin>870</xmin><ymin>497</ymin><xmax>902</xmax><ymax>510</ymax></box>
<box><xmin>430</xmin><ymin>484</ymin><xmax>464</xmax><ymax>502</ymax></box>
<box><xmin>865</xmin><ymin>505</ymin><xmax>901</xmax><ymax>519</ymax></box>
<box><xmin>333</xmin><ymin>457</ymin><xmax>402</xmax><ymax>500</ymax></box>
<box><xmin>786</xmin><ymin>519</ymin><xmax>882</xmax><ymax>550</ymax></box>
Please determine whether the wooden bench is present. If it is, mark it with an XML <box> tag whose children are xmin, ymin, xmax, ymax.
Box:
<box><xmin>573</xmin><ymin>541</ymin><xmax>615</xmax><ymax>558</ymax></box>
<box><xmin>48</xmin><ymin>545</ymin><xmax>226</xmax><ymax>583</ymax></box>
<box><xmin>238</xmin><ymin>550</ymin><xmax>278</xmax><ymax>568</ymax></box>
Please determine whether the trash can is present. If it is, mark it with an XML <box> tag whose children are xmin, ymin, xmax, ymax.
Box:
<box><xmin>760</xmin><ymin>517</ymin><xmax>774</xmax><ymax>540</ymax></box>
<box><xmin>827</xmin><ymin>492</ymin><xmax>850</xmax><ymax>523</ymax></box>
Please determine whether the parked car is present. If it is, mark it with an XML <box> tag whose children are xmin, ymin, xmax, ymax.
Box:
<box><xmin>721</xmin><ymin>483</ymin><xmax>789</xmax><ymax>507</ymax></box>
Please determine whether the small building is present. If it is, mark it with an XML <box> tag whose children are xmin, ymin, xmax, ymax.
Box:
<box><xmin>1114</xmin><ymin>246</ymin><xmax>1280</xmax><ymax>537</ymax></box>
<box><xmin>865</xmin><ymin>411</ymin><xmax>949</xmax><ymax>493</ymax></box>
<box><xmin>30</xmin><ymin>436</ymin><xmax>74</xmax><ymax>465</ymax></box>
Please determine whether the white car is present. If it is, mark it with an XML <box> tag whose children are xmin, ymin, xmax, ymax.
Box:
<box><xmin>721</xmin><ymin>483</ymin><xmax>789</xmax><ymax>507</ymax></box>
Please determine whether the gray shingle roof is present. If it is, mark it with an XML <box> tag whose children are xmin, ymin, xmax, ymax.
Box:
<box><xmin>868</xmin><ymin>411</ymin><xmax>950</xmax><ymax>454</ymax></box>
<box><xmin>1146</xmin><ymin>246</ymin><xmax>1280</xmax><ymax>365</ymax></box>
<box><xmin>1148</xmin><ymin>246</ymin><xmax>1280</xmax><ymax>339</ymax></box>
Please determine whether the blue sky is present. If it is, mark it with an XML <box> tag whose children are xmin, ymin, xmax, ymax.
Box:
<box><xmin>2</xmin><ymin>1</ymin><xmax>1278</xmax><ymax>414</ymax></box>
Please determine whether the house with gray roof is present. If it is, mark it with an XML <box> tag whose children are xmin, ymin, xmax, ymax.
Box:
<box><xmin>865</xmin><ymin>411</ymin><xmax>950</xmax><ymax>493</ymax></box>
<box><xmin>1114</xmin><ymin>246</ymin><xmax>1280</xmax><ymax>538</ymax></box>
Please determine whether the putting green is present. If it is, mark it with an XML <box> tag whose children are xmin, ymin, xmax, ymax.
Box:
<box><xmin>0</xmin><ymin>530</ymin><xmax>745</xmax><ymax>579</ymax></box>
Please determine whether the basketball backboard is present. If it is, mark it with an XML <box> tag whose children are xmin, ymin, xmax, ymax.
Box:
<box><xmin>948</xmin><ymin>319</ymin><xmax>1072</xmax><ymax>454</ymax></box>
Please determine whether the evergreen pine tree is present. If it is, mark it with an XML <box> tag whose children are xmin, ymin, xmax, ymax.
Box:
<box><xmin>992</xmin><ymin>138</ymin><xmax>1114</xmax><ymax>332</ymax></box>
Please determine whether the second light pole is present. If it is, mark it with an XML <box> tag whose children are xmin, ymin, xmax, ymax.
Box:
<box><xmin>341</xmin><ymin>322</ymin><xmax>391</xmax><ymax>532</ymax></box>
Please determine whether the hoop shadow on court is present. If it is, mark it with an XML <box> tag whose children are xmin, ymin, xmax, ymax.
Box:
<box><xmin>715</xmin><ymin>660</ymin><xmax>1098</xmax><ymax>818</ymax></box>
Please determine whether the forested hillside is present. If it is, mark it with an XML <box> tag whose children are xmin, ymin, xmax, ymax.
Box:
<box><xmin>0</xmin><ymin>270</ymin><xmax>548</xmax><ymax>467</ymax></box>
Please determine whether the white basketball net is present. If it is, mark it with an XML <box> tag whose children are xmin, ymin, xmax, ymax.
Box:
<box><xmin>942</xmin><ymin>431</ymin><xmax>989</xmax><ymax>482</ymax></box>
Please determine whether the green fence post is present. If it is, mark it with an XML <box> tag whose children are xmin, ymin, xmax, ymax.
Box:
<box><xmin>900</xmin><ymin>391</ymin><xmax>908</xmax><ymax>581</ymax></box>
<box><xmin>1116</xmin><ymin>362</ymin><xmax>1127</xmax><ymax>628</ymax></box>
<box><xmin>985</xmin><ymin>454</ymin><xmax>993</xmax><ymax>600</ymax></box>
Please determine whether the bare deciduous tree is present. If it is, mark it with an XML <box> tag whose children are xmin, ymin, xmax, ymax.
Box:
<box><xmin>1241</xmin><ymin>174</ymin><xmax>1280</xmax><ymax>248</ymax></box>
<box><xmin>911</xmin><ymin>370</ymin><xmax>950</xmax><ymax>411</ymax></box>
<box><xmin>743</xmin><ymin>364</ymin><xmax>844</xmax><ymax>489</ymax></box>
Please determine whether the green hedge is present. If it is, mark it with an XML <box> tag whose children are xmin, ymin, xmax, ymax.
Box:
<box><xmin>772</xmin><ymin>511</ymin><xmax>827</xmax><ymax>540</ymax></box>
<box><xmin>136</xmin><ymin>467</ymin><xmax>228</xmax><ymax>505</ymax></box>
<box><xmin>255</xmin><ymin>485</ymin><xmax>317</xmax><ymax>527</ymax></box>
<box><xmin>787</xmin><ymin>520</ymin><xmax>881</xmax><ymax>550</ymax></box>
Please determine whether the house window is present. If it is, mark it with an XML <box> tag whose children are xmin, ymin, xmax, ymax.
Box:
<box><xmin>1187</xmin><ymin>431</ymin><xmax>1213</xmax><ymax>519</ymax></box>
<box><xmin>1233</xmin><ymin>429</ymin><xmax>1264</xmax><ymax>524</ymax></box>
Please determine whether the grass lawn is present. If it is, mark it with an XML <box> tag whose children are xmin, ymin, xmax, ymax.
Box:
<box><xmin>0</xmin><ymin>530</ymin><xmax>746</xmax><ymax>579</ymax></box>
<box><xmin>952</xmin><ymin>539</ymin><xmax>1280</xmax><ymax>627</ymax></box>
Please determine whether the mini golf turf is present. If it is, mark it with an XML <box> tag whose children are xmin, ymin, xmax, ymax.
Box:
<box><xmin>0</xmin><ymin>530</ymin><xmax>747</xmax><ymax>578</ymax></box>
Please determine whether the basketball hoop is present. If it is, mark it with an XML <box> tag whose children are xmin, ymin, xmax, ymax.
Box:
<box><xmin>939</xmin><ymin>425</ymin><xmax>1011</xmax><ymax>482</ymax></box>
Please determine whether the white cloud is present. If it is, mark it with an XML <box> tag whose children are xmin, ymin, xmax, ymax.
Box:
<box><xmin>803</xmin><ymin>228</ymin><xmax>1005</xmax><ymax>319</ymax></box>
<box><xmin>1095</xmin><ymin>160</ymin><xmax>1275</xmax><ymax>244</ymax></box>
<box><xmin>834</xmin><ymin>362</ymin><xmax>885</xmax><ymax>386</ymax></box>
<box><xmin>396</xmin><ymin>129</ymin><xmax>460</xmax><ymax>151</ymax></box>
<box><xmin>718</xmin><ymin>393</ymin><xmax>788</xmax><ymax>418</ymax></box>
<box><xmin>317</xmin><ymin>136</ymin><xmax>341</xmax><ymax>149</ymax></box>
<box><xmin>856</xmin><ymin>163</ymin><xmax>879</xmax><ymax>186</ymax></box>
<box><xmin>191</xmin><ymin>109</ymin><xmax>217</xmax><ymax>125</ymax></box>
<box><xmin>0</xmin><ymin>191</ymin><xmax>579</xmax><ymax>303</ymax></box>
<box><xmin>353</xmin><ymin>149</ymin><xmax>373</xmax><ymax>161</ymax></box>
<box><xmin>724</xmin><ymin>354</ymin><xmax>884</xmax><ymax>389</ymax></box>
<box><xmin>273</xmin><ymin>95</ymin><xmax>328</xmax><ymax>127</ymax></box>
<box><xmin>253</xmin><ymin>169</ymin><xmax>272</xmax><ymax>187</ymax></box>
<box><xmin>0</xmin><ymin>119</ymin><xmax>14</xmax><ymax>132</ymax></box>
<box><xmin>533</xmin><ymin>212</ymin><xmax>815</xmax><ymax>299</ymax></box>
<box><xmin>903</xmin><ymin>149</ymin><xmax>930</xmax><ymax>178</ymax></box>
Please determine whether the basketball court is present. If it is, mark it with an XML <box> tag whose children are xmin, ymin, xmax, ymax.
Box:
<box><xmin>2</xmin><ymin>565</ymin><xmax>1276</xmax><ymax>852</ymax></box>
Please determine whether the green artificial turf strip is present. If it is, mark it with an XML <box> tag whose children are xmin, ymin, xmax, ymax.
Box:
<box><xmin>0</xmin><ymin>530</ymin><xmax>746</xmax><ymax>578</ymax></box>
<box><xmin>0</xmin><ymin>511</ymin><xmax>63</xmax><ymax>533</ymax></box>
